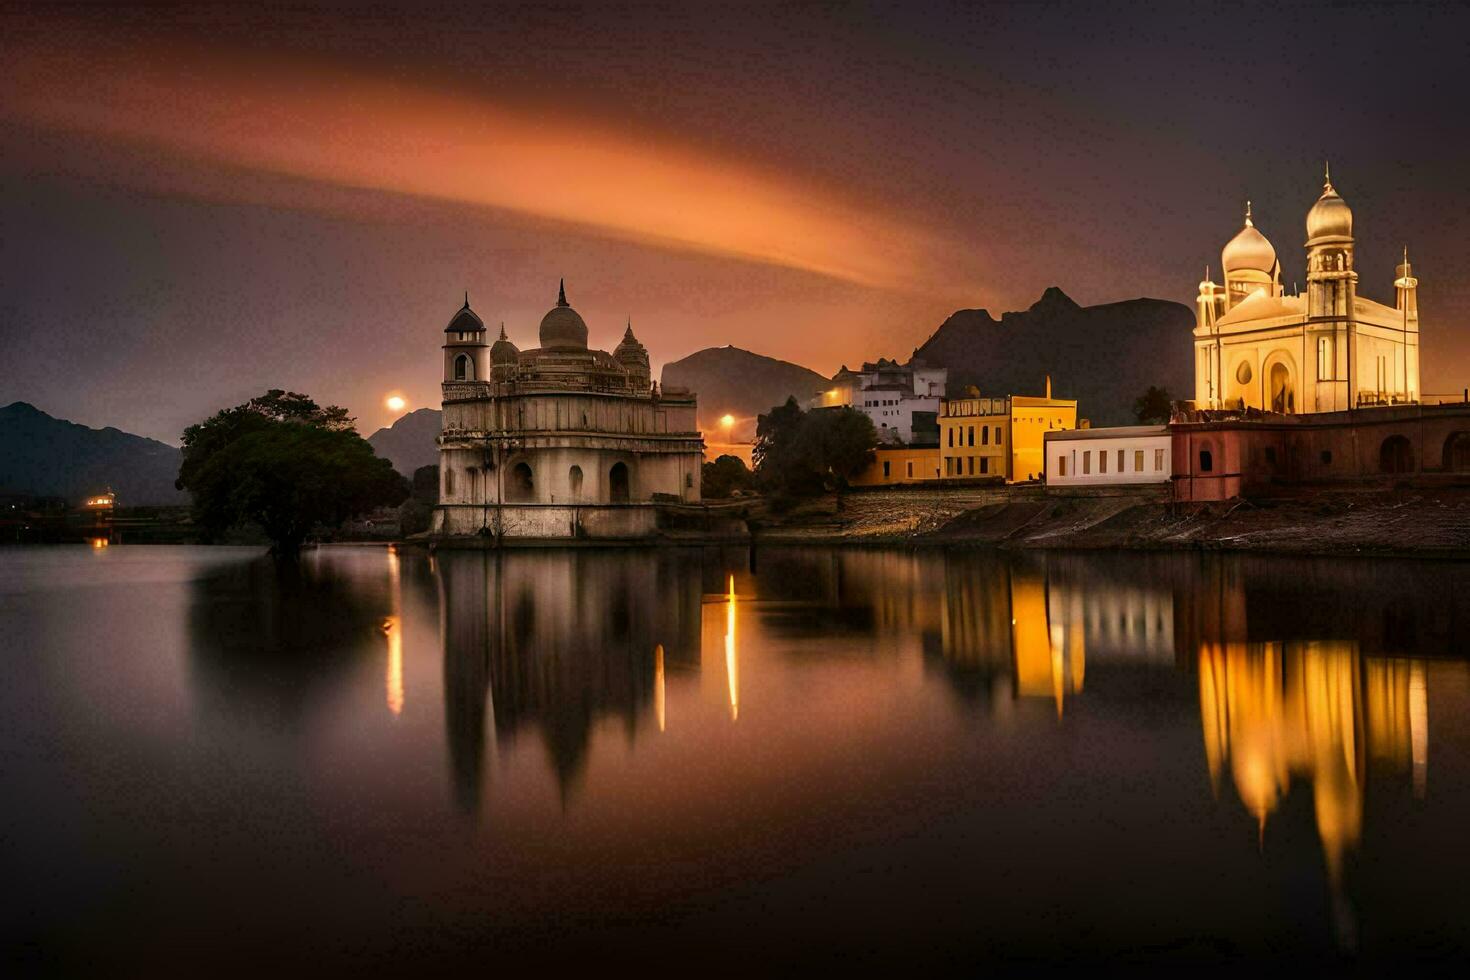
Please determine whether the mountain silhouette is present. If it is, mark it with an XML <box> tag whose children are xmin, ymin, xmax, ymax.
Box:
<box><xmin>366</xmin><ymin>408</ymin><xmax>441</xmax><ymax>476</ymax></box>
<box><xmin>660</xmin><ymin>345</ymin><xmax>828</xmax><ymax>441</ymax></box>
<box><xmin>914</xmin><ymin>287</ymin><xmax>1193</xmax><ymax>425</ymax></box>
<box><xmin>0</xmin><ymin>402</ymin><xmax>187</xmax><ymax>504</ymax></box>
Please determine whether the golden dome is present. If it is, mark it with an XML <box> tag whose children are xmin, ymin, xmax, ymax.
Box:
<box><xmin>1306</xmin><ymin>170</ymin><xmax>1353</xmax><ymax>244</ymax></box>
<box><xmin>1221</xmin><ymin>203</ymin><xmax>1277</xmax><ymax>275</ymax></box>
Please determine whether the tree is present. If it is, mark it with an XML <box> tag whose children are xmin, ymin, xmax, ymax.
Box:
<box><xmin>702</xmin><ymin>454</ymin><xmax>754</xmax><ymax>499</ymax></box>
<box><xmin>753</xmin><ymin>398</ymin><xmax>877</xmax><ymax>498</ymax></box>
<box><xmin>177</xmin><ymin>390</ymin><xmax>407</xmax><ymax>557</ymax></box>
<box><xmin>1133</xmin><ymin>385</ymin><xmax>1174</xmax><ymax>424</ymax></box>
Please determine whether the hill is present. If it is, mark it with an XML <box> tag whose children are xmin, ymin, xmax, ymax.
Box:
<box><xmin>366</xmin><ymin>408</ymin><xmax>441</xmax><ymax>476</ymax></box>
<box><xmin>914</xmin><ymin>287</ymin><xmax>1194</xmax><ymax>426</ymax></box>
<box><xmin>661</xmin><ymin>346</ymin><xmax>829</xmax><ymax>440</ymax></box>
<box><xmin>0</xmin><ymin>402</ymin><xmax>187</xmax><ymax>505</ymax></box>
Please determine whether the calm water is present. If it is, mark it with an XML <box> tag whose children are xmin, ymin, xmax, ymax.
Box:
<box><xmin>4</xmin><ymin>543</ymin><xmax>1470</xmax><ymax>969</ymax></box>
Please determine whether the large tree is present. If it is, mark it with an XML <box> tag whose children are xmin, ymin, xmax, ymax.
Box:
<box><xmin>177</xmin><ymin>390</ymin><xmax>407</xmax><ymax>556</ymax></box>
<box><xmin>754</xmin><ymin>398</ymin><xmax>877</xmax><ymax>498</ymax></box>
<box><xmin>702</xmin><ymin>454</ymin><xmax>755</xmax><ymax>499</ymax></box>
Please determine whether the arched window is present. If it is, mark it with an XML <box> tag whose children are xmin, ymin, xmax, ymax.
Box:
<box><xmin>444</xmin><ymin>467</ymin><xmax>455</xmax><ymax>496</ymax></box>
<box><xmin>1199</xmin><ymin>449</ymin><xmax>1213</xmax><ymax>473</ymax></box>
<box><xmin>609</xmin><ymin>462</ymin><xmax>630</xmax><ymax>503</ymax></box>
<box><xmin>454</xmin><ymin>354</ymin><xmax>472</xmax><ymax>381</ymax></box>
<box><xmin>1380</xmin><ymin>435</ymin><xmax>1414</xmax><ymax>475</ymax></box>
<box><xmin>508</xmin><ymin>462</ymin><xmax>534</xmax><ymax>502</ymax></box>
<box><xmin>1444</xmin><ymin>432</ymin><xmax>1470</xmax><ymax>473</ymax></box>
<box><xmin>569</xmin><ymin>465</ymin><xmax>584</xmax><ymax>499</ymax></box>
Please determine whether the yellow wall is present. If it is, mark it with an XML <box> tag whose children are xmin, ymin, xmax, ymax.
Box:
<box><xmin>940</xmin><ymin>394</ymin><xmax>1077</xmax><ymax>482</ymax></box>
<box><xmin>851</xmin><ymin>446</ymin><xmax>942</xmax><ymax>486</ymax></box>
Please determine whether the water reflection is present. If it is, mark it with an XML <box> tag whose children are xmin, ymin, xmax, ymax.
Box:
<box><xmin>435</xmin><ymin>550</ymin><xmax>704</xmax><ymax>811</ymax></box>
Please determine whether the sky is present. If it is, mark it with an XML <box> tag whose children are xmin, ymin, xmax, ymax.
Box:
<box><xmin>3</xmin><ymin>0</ymin><xmax>1469</xmax><ymax>442</ymax></box>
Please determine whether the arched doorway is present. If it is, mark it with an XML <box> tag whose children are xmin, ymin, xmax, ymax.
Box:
<box><xmin>508</xmin><ymin>462</ymin><xmax>534</xmax><ymax>502</ymax></box>
<box><xmin>1268</xmin><ymin>361</ymin><xmax>1294</xmax><ymax>414</ymax></box>
<box><xmin>1379</xmin><ymin>435</ymin><xmax>1414</xmax><ymax>475</ymax></box>
<box><xmin>1444</xmin><ymin>432</ymin><xmax>1470</xmax><ymax>473</ymax></box>
<box><xmin>569</xmin><ymin>465</ymin><xmax>584</xmax><ymax>499</ymax></box>
<box><xmin>608</xmin><ymin>462</ymin><xmax>630</xmax><ymax>503</ymax></box>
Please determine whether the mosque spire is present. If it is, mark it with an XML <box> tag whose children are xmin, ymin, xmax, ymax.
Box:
<box><xmin>463</xmin><ymin>290</ymin><xmax>470</xmax><ymax>309</ymax></box>
<box><xmin>1245</xmin><ymin>199</ymin><xmax>1253</xmax><ymax>226</ymax></box>
<box><xmin>499</xmin><ymin>322</ymin><xmax>508</xmax><ymax>341</ymax></box>
<box><xmin>1324</xmin><ymin>160</ymin><xmax>1332</xmax><ymax>190</ymax></box>
<box><xmin>557</xmin><ymin>278</ymin><xmax>568</xmax><ymax>307</ymax></box>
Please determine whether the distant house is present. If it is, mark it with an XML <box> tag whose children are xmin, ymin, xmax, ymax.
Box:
<box><xmin>812</xmin><ymin>357</ymin><xmax>946</xmax><ymax>445</ymax></box>
<box><xmin>851</xmin><ymin>446</ymin><xmax>942</xmax><ymax>487</ymax></box>
<box><xmin>941</xmin><ymin>383</ymin><xmax>1078</xmax><ymax>483</ymax></box>
<box><xmin>1045</xmin><ymin>426</ymin><xmax>1172</xmax><ymax>488</ymax></box>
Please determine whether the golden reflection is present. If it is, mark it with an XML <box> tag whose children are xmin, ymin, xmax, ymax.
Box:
<box><xmin>89</xmin><ymin>537</ymin><xmax>109</xmax><ymax>549</ymax></box>
<box><xmin>654</xmin><ymin>643</ymin><xmax>667</xmax><ymax>733</ymax></box>
<box><xmin>1410</xmin><ymin>661</ymin><xmax>1428</xmax><ymax>798</ymax></box>
<box><xmin>1197</xmin><ymin>641</ymin><xmax>1422</xmax><ymax>883</ymax></box>
<box><xmin>1012</xmin><ymin>573</ymin><xmax>1081</xmax><ymax>716</ymax></box>
<box><xmin>385</xmin><ymin>547</ymin><xmax>404</xmax><ymax>717</ymax></box>
<box><xmin>725</xmin><ymin>575</ymin><xmax>739</xmax><ymax>721</ymax></box>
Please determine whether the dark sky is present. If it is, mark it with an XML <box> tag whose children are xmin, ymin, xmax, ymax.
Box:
<box><xmin>3</xmin><ymin>0</ymin><xmax>1468</xmax><ymax>441</ymax></box>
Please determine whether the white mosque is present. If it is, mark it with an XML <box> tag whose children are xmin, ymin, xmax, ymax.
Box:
<box><xmin>1194</xmin><ymin>168</ymin><xmax>1420</xmax><ymax>415</ymax></box>
<box><xmin>432</xmin><ymin>281</ymin><xmax>704</xmax><ymax>540</ymax></box>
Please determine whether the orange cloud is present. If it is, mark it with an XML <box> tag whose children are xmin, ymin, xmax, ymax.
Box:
<box><xmin>2</xmin><ymin>35</ymin><xmax>956</xmax><ymax>292</ymax></box>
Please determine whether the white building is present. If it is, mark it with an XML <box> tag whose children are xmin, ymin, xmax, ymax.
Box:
<box><xmin>813</xmin><ymin>357</ymin><xmax>946</xmax><ymax>444</ymax></box>
<box><xmin>433</xmin><ymin>282</ymin><xmax>704</xmax><ymax>540</ymax></box>
<box><xmin>1045</xmin><ymin>425</ymin><xmax>1172</xmax><ymax>487</ymax></box>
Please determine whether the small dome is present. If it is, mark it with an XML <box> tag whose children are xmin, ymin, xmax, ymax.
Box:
<box><xmin>1222</xmin><ymin>204</ymin><xmax>1277</xmax><ymax>275</ymax></box>
<box><xmin>538</xmin><ymin>279</ymin><xmax>588</xmax><ymax>350</ymax></box>
<box><xmin>1306</xmin><ymin>175</ymin><xmax>1353</xmax><ymax>244</ymax></box>
<box><xmin>490</xmin><ymin>324</ymin><xmax>519</xmax><ymax>363</ymax></box>
<box><xmin>445</xmin><ymin>295</ymin><xmax>484</xmax><ymax>334</ymax></box>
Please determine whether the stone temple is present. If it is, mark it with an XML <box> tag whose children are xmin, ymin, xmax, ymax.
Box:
<box><xmin>431</xmin><ymin>281</ymin><xmax>703</xmax><ymax>540</ymax></box>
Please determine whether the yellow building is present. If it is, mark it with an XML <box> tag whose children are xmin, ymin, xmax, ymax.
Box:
<box><xmin>1195</xmin><ymin>169</ymin><xmax>1421</xmax><ymax>414</ymax></box>
<box><xmin>851</xmin><ymin>445</ymin><xmax>941</xmax><ymax>486</ymax></box>
<box><xmin>940</xmin><ymin>387</ymin><xmax>1078</xmax><ymax>482</ymax></box>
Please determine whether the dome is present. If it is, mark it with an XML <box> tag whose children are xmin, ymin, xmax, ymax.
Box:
<box><xmin>1306</xmin><ymin>173</ymin><xmax>1353</xmax><ymax>244</ymax></box>
<box><xmin>1221</xmin><ymin>204</ymin><xmax>1277</xmax><ymax>275</ymax></box>
<box><xmin>445</xmin><ymin>296</ymin><xmax>485</xmax><ymax>334</ymax></box>
<box><xmin>538</xmin><ymin>279</ymin><xmax>588</xmax><ymax>350</ymax></box>
<box><xmin>490</xmin><ymin>324</ymin><xmax>519</xmax><ymax>363</ymax></box>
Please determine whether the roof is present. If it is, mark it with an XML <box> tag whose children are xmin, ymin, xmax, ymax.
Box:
<box><xmin>1215</xmin><ymin>289</ymin><xmax>1306</xmax><ymax>328</ymax></box>
<box><xmin>1044</xmin><ymin>425</ymin><xmax>1170</xmax><ymax>441</ymax></box>
<box><xmin>445</xmin><ymin>300</ymin><xmax>484</xmax><ymax>333</ymax></box>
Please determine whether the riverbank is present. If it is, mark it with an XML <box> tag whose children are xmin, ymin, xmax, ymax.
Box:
<box><xmin>752</xmin><ymin>485</ymin><xmax>1470</xmax><ymax>557</ymax></box>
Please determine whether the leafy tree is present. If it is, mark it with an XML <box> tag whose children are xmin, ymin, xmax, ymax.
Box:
<box><xmin>399</xmin><ymin>464</ymin><xmax>441</xmax><ymax>535</ymax></box>
<box><xmin>1133</xmin><ymin>385</ymin><xmax>1174</xmax><ymax>424</ymax></box>
<box><xmin>753</xmin><ymin>398</ymin><xmax>877</xmax><ymax>498</ymax></box>
<box><xmin>702</xmin><ymin>454</ymin><xmax>755</xmax><ymax>499</ymax></box>
<box><xmin>177</xmin><ymin>391</ymin><xmax>407</xmax><ymax>557</ymax></box>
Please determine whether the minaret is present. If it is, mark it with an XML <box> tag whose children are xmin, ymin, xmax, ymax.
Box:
<box><xmin>1395</xmin><ymin>247</ymin><xmax>1421</xmax><ymax>400</ymax></box>
<box><xmin>1305</xmin><ymin>165</ymin><xmax>1356</xmax><ymax>409</ymax></box>
<box><xmin>442</xmin><ymin>293</ymin><xmax>489</xmax><ymax>383</ymax></box>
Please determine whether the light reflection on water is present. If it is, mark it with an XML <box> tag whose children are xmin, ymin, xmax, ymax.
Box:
<box><xmin>4</xmin><ymin>543</ymin><xmax>1470</xmax><ymax>969</ymax></box>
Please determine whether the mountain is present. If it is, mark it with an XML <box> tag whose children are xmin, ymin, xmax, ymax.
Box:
<box><xmin>366</xmin><ymin>408</ymin><xmax>441</xmax><ymax>476</ymax></box>
<box><xmin>0</xmin><ymin>402</ymin><xmax>187</xmax><ymax>505</ymax></box>
<box><xmin>914</xmin><ymin>287</ymin><xmax>1194</xmax><ymax>426</ymax></box>
<box><xmin>661</xmin><ymin>346</ymin><xmax>830</xmax><ymax>440</ymax></box>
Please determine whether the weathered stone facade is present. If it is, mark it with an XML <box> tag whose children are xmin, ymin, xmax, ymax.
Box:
<box><xmin>431</xmin><ymin>284</ymin><xmax>704</xmax><ymax>540</ymax></box>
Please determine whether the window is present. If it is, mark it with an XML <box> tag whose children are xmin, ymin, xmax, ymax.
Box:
<box><xmin>1199</xmin><ymin>449</ymin><xmax>1213</xmax><ymax>472</ymax></box>
<box><xmin>1099</xmin><ymin>451</ymin><xmax>1108</xmax><ymax>474</ymax></box>
<box><xmin>980</xmin><ymin>457</ymin><xmax>990</xmax><ymax>474</ymax></box>
<box><xmin>906</xmin><ymin>461</ymin><xmax>914</xmax><ymax>478</ymax></box>
<box><xmin>948</xmin><ymin>428</ymin><xmax>954</xmax><ymax>447</ymax></box>
<box><xmin>968</xmin><ymin>426</ymin><xmax>975</xmax><ymax>446</ymax></box>
<box><xmin>945</xmin><ymin>457</ymin><xmax>953</xmax><ymax>476</ymax></box>
<box><xmin>1117</xmin><ymin>449</ymin><xmax>1125</xmax><ymax>472</ymax></box>
<box><xmin>1134</xmin><ymin>450</ymin><xmax>1144</xmax><ymax>472</ymax></box>
<box><xmin>454</xmin><ymin>354</ymin><xmax>470</xmax><ymax>381</ymax></box>
<box><xmin>883</xmin><ymin>460</ymin><xmax>891</xmax><ymax>478</ymax></box>
<box><xmin>1058</xmin><ymin>456</ymin><xmax>1067</xmax><ymax>477</ymax></box>
<box><xmin>444</xmin><ymin>467</ymin><xmax>455</xmax><ymax>496</ymax></box>
<box><xmin>1321</xmin><ymin>449</ymin><xmax>1333</xmax><ymax>465</ymax></box>
<box><xmin>1083</xmin><ymin>451</ymin><xmax>1091</xmax><ymax>475</ymax></box>
<box><xmin>1317</xmin><ymin>335</ymin><xmax>1335</xmax><ymax>380</ymax></box>
<box><xmin>997</xmin><ymin>428</ymin><xmax>1003</xmax><ymax>445</ymax></box>
<box><xmin>968</xmin><ymin>456</ymin><xmax>975</xmax><ymax>476</ymax></box>
<box><xmin>982</xmin><ymin>427</ymin><xmax>989</xmax><ymax>445</ymax></box>
<box><xmin>1154</xmin><ymin>448</ymin><xmax>1165</xmax><ymax>471</ymax></box>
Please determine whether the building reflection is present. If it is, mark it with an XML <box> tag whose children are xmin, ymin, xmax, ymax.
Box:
<box><xmin>434</xmin><ymin>549</ymin><xmax>704</xmax><ymax>813</ymax></box>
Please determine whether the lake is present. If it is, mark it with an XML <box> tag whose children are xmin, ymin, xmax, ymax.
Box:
<box><xmin>4</xmin><ymin>543</ymin><xmax>1470</xmax><ymax>969</ymax></box>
